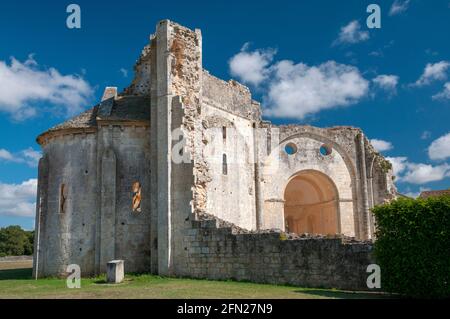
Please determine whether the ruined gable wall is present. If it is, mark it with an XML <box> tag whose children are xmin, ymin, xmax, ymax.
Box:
<box><xmin>259</xmin><ymin>125</ymin><xmax>357</xmax><ymax>237</ymax></box>
<box><xmin>258</xmin><ymin>124</ymin><xmax>397</xmax><ymax>240</ymax></box>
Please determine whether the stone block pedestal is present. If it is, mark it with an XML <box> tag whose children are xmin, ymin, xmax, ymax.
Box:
<box><xmin>107</xmin><ymin>260</ymin><xmax>124</xmax><ymax>283</ymax></box>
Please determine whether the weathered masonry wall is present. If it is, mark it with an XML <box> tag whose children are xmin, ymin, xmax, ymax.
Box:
<box><xmin>260</xmin><ymin>126</ymin><xmax>357</xmax><ymax>237</ymax></box>
<box><xmin>33</xmin><ymin>123</ymin><xmax>152</xmax><ymax>277</ymax></box>
<box><xmin>258</xmin><ymin>125</ymin><xmax>397</xmax><ymax>240</ymax></box>
<box><xmin>35</xmin><ymin>133</ymin><xmax>98</xmax><ymax>277</ymax></box>
<box><xmin>201</xmin><ymin>72</ymin><xmax>261</xmax><ymax>230</ymax></box>
<box><xmin>202</xmin><ymin>106</ymin><xmax>257</xmax><ymax>230</ymax></box>
<box><xmin>202</xmin><ymin>71</ymin><xmax>261</xmax><ymax>121</ymax></box>
<box><xmin>179</xmin><ymin>214</ymin><xmax>375</xmax><ymax>291</ymax></box>
<box><xmin>150</xmin><ymin>20</ymin><xmax>202</xmax><ymax>275</ymax></box>
<box><xmin>96</xmin><ymin>124</ymin><xmax>151</xmax><ymax>274</ymax></box>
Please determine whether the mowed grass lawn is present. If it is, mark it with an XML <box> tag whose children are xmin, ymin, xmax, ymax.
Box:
<box><xmin>0</xmin><ymin>260</ymin><xmax>386</xmax><ymax>299</ymax></box>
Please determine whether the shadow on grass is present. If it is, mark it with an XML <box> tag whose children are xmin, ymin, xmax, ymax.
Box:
<box><xmin>93</xmin><ymin>272</ymin><xmax>146</xmax><ymax>284</ymax></box>
<box><xmin>295</xmin><ymin>289</ymin><xmax>391</xmax><ymax>299</ymax></box>
<box><xmin>0</xmin><ymin>268</ymin><xmax>32</xmax><ymax>280</ymax></box>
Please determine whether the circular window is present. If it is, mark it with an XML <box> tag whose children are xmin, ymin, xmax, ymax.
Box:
<box><xmin>285</xmin><ymin>143</ymin><xmax>298</xmax><ymax>155</ymax></box>
<box><xmin>320</xmin><ymin>144</ymin><xmax>332</xmax><ymax>156</ymax></box>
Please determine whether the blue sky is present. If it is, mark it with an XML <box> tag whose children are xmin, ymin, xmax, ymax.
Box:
<box><xmin>0</xmin><ymin>0</ymin><xmax>449</xmax><ymax>229</ymax></box>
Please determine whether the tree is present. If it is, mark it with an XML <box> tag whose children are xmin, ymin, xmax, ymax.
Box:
<box><xmin>0</xmin><ymin>226</ymin><xmax>34</xmax><ymax>256</ymax></box>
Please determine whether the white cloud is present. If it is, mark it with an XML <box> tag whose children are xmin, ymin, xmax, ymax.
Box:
<box><xmin>402</xmin><ymin>163</ymin><xmax>450</xmax><ymax>184</ymax></box>
<box><xmin>414</xmin><ymin>61</ymin><xmax>450</xmax><ymax>86</ymax></box>
<box><xmin>20</xmin><ymin>148</ymin><xmax>42</xmax><ymax>167</ymax></box>
<box><xmin>432</xmin><ymin>82</ymin><xmax>450</xmax><ymax>100</ymax></box>
<box><xmin>389</xmin><ymin>0</ymin><xmax>411</xmax><ymax>16</ymax></box>
<box><xmin>228</xmin><ymin>46</ymin><xmax>369</xmax><ymax>120</ymax></box>
<box><xmin>0</xmin><ymin>179</ymin><xmax>37</xmax><ymax>217</ymax></box>
<box><xmin>229</xmin><ymin>43</ymin><xmax>276</xmax><ymax>86</ymax></box>
<box><xmin>0</xmin><ymin>147</ymin><xmax>41</xmax><ymax>167</ymax></box>
<box><xmin>386</xmin><ymin>156</ymin><xmax>450</xmax><ymax>185</ymax></box>
<box><xmin>372</xmin><ymin>74</ymin><xmax>399</xmax><ymax>93</ymax></box>
<box><xmin>0</xmin><ymin>149</ymin><xmax>15</xmax><ymax>161</ymax></box>
<box><xmin>119</xmin><ymin>68</ymin><xmax>128</xmax><ymax>78</ymax></box>
<box><xmin>0</xmin><ymin>55</ymin><xmax>94</xmax><ymax>120</ymax></box>
<box><xmin>371</xmin><ymin>139</ymin><xmax>394</xmax><ymax>152</ymax></box>
<box><xmin>428</xmin><ymin>132</ymin><xmax>450</xmax><ymax>161</ymax></box>
<box><xmin>264</xmin><ymin>60</ymin><xmax>369</xmax><ymax>119</ymax></box>
<box><xmin>333</xmin><ymin>20</ymin><xmax>369</xmax><ymax>46</ymax></box>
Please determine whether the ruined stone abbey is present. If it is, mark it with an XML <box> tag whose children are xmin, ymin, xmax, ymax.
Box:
<box><xmin>32</xmin><ymin>20</ymin><xmax>397</xmax><ymax>290</ymax></box>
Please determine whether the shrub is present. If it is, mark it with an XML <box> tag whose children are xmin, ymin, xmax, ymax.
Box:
<box><xmin>0</xmin><ymin>226</ymin><xmax>34</xmax><ymax>257</ymax></box>
<box><xmin>373</xmin><ymin>195</ymin><xmax>450</xmax><ymax>298</ymax></box>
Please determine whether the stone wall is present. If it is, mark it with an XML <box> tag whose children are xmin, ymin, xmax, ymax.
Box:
<box><xmin>260</xmin><ymin>126</ymin><xmax>357</xmax><ymax>237</ymax></box>
<box><xmin>34</xmin><ymin>122</ymin><xmax>151</xmax><ymax>277</ymax></box>
<box><xmin>97</xmin><ymin>124</ymin><xmax>152</xmax><ymax>273</ymax></box>
<box><xmin>36</xmin><ymin>132</ymin><xmax>98</xmax><ymax>277</ymax></box>
<box><xmin>202</xmin><ymin>71</ymin><xmax>261</xmax><ymax>122</ymax></box>
<box><xmin>257</xmin><ymin>125</ymin><xmax>397</xmax><ymax>240</ymax></box>
<box><xmin>179</xmin><ymin>213</ymin><xmax>375</xmax><ymax>291</ymax></box>
<box><xmin>202</xmin><ymin>105</ymin><xmax>258</xmax><ymax>230</ymax></box>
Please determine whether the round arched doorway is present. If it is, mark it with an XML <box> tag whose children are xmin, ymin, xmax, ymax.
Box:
<box><xmin>284</xmin><ymin>170</ymin><xmax>340</xmax><ymax>235</ymax></box>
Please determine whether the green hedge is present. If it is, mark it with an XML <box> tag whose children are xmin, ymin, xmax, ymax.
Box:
<box><xmin>373</xmin><ymin>195</ymin><xmax>450</xmax><ymax>298</ymax></box>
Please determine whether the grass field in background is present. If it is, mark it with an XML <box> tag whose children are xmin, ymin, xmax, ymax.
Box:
<box><xmin>0</xmin><ymin>260</ymin><xmax>387</xmax><ymax>299</ymax></box>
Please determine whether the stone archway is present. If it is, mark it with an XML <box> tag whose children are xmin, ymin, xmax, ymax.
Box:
<box><xmin>284</xmin><ymin>170</ymin><xmax>340</xmax><ymax>235</ymax></box>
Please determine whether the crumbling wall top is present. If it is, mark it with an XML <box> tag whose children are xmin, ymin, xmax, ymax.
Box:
<box><xmin>202</xmin><ymin>70</ymin><xmax>261</xmax><ymax>121</ymax></box>
<box><xmin>124</xmin><ymin>43</ymin><xmax>152</xmax><ymax>96</ymax></box>
<box><xmin>272</xmin><ymin>124</ymin><xmax>363</xmax><ymax>144</ymax></box>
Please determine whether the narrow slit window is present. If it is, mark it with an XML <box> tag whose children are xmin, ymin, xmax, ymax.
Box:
<box><xmin>267</xmin><ymin>133</ymin><xmax>272</xmax><ymax>156</ymax></box>
<box><xmin>59</xmin><ymin>184</ymin><xmax>67</xmax><ymax>214</ymax></box>
<box><xmin>132</xmin><ymin>181</ymin><xmax>142</xmax><ymax>213</ymax></box>
<box><xmin>222</xmin><ymin>126</ymin><xmax>227</xmax><ymax>140</ymax></box>
<box><xmin>222</xmin><ymin>154</ymin><xmax>228</xmax><ymax>175</ymax></box>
